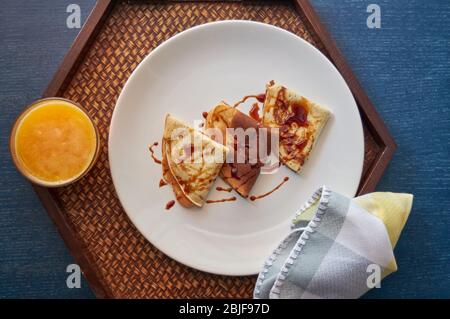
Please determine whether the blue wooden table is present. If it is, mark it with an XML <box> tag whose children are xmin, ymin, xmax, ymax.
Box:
<box><xmin>0</xmin><ymin>0</ymin><xmax>449</xmax><ymax>298</ymax></box>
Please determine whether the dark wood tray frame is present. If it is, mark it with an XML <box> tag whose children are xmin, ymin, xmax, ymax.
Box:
<box><xmin>33</xmin><ymin>0</ymin><xmax>396</xmax><ymax>298</ymax></box>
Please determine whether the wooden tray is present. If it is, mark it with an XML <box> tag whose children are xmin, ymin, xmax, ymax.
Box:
<box><xmin>35</xmin><ymin>0</ymin><xmax>396</xmax><ymax>298</ymax></box>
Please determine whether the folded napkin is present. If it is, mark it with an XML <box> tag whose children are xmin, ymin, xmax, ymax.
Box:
<box><xmin>254</xmin><ymin>186</ymin><xmax>413</xmax><ymax>299</ymax></box>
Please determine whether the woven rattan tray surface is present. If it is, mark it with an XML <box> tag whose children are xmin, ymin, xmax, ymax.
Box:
<box><xmin>35</xmin><ymin>0</ymin><xmax>396</xmax><ymax>298</ymax></box>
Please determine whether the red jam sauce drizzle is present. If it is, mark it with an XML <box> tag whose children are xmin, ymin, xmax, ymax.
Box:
<box><xmin>216</xmin><ymin>186</ymin><xmax>233</xmax><ymax>192</ymax></box>
<box><xmin>148</xmin><ymin>142</ymin><xmax>162</xmax><ymax>164</ymax></box>
<box><xmin>165</xmin><ymin>200</ymin><xmax>175</xmax><ymax>210</ymax></box>
<box><xmin>249</xmin><ymin>103</ymin><xmax>261</xmax><ymax>122</ymax></box>
<box><xmin>206</xmin><ymin>197</ymin><xmax>237</xmax><ymax>204</ymax></box>
<box><xmin>159</xmin><ymin>179</ymin><xmax>168</xmax><ymax>187</ymax></box>
<box><xmin>249</xmin><ymin>177</ymin><xmax>289</xmax><ymax>201</ymax></box>
<box><xmin>233</xmin><ymin>93</ymin><xmax>266</xmax><ymax>108</ymax></box>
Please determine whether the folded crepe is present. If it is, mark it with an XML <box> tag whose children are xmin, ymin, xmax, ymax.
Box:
<box><xmin>262</xmin><ymin>82</ymin><xmax>331</xmax><ymax>173</ymax></box>
<box><xmin>162</xmin><ymin>114</ymin><xmax>228</xmax><ymax>207</ymax></box>
<box><xmin>205</xmin><ymin>103</ymin><xmax>270</xmax><ymax>198</ymax></box>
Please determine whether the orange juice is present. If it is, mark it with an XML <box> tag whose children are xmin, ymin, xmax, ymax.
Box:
<box><xmin>10</xmin><ymin>98</ymin><xmax>99</xmax><ymax>186</ymax></box>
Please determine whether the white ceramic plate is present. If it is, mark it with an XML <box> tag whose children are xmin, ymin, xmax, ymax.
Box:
<box><xmin>109</xmin><ymin>21</ymin><xmax>364</xmax><ymax>276</ymax></box>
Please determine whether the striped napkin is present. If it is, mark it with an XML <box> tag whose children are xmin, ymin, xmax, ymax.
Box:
<box><xmin>254</xmin><ymin>186</ymin><xmax>413</xmax><ymax>299</ymax></box>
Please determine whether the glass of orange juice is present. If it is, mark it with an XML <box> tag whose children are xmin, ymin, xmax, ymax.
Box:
<box><xmin>10</xmin><ymin>98</ymin><xmax>100</xmax><ymax>187</ymax></box>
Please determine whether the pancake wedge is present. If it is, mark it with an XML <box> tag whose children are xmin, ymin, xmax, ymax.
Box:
<box><xmin>205</xmin><ymin>103</ymin><xmax>269</xmax><ymax>198</ymax></box>
<box><xmin>262</xmin><ymin>82</ymin><xmax>331</xmax><ymax>172</ymax></box>
<box><xmin>162</xmin><ymin>114</ymin><xmax>228</xmax><ymax>207</ymax></box>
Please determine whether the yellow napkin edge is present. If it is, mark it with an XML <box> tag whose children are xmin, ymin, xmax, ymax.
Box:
<box><xmin>354</xmin><ymin>192</ymin><xmax>413</xmax><ymax>273</ymax></box>
<box><xmin>354</xmin><ymin>192</ymin><xmax>413</xmax><ymax>248</ymax></box>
